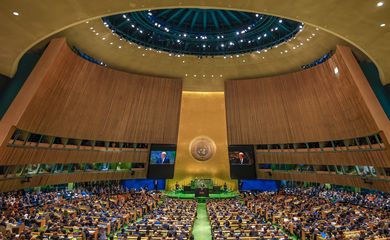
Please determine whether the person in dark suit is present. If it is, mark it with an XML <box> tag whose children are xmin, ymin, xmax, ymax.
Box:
<box><xmin>154</xmin><ymin>179</ymin><xmax>158</xmax><ymax>190</ymax></box>
<box><xmin>236</xmin><ymin>152</ymin><xmax>249</xmax><ymax>165</ymax></box>
<box><xmin>156</xmin><ymin>151</ymin><xmax>170</xmax><ymax>164</ymax></box>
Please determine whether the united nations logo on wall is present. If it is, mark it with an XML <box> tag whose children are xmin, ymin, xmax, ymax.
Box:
<box><xmin>189</xmin><ymin>136</ymin><xmax>216</xmax><ymax>161</ymax></box>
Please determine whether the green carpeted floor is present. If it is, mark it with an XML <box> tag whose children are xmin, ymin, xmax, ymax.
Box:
<box><xmin>192</xmin><ymin>203</ymin><xmax>212</xmax><ymax>240</ymax></box>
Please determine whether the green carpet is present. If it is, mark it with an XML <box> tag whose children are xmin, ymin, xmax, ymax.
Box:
<box><xmin>192</xmin><ymin>203</ymin><xmax>212</xmax><ymax>240</ymax></box>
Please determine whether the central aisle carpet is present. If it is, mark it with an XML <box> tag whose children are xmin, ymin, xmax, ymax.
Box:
<box><xmin>192</xmin><ymin>203</ymin><xmax>212</xmax><ymax>240</ymax></box>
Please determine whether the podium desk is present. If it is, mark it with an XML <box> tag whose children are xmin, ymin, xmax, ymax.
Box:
<box><xmin>195</xmin><ymin>188</ymin><xmax>209</xmax><ymax>197</ymax></box>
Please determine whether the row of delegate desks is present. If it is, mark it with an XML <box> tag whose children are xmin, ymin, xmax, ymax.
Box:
<box><xmin>245</xmin><ymin>196</ymin><xmax>390</xmax><ymax>240</ymax></box>
<box><xmin>208</xmin><ymin>201</ymin><xmax>290</xmax><ymax>240</ymax></box>
<box><xmin>26</xmin><ymin>194</ymin><xmax>159</xmax><ymax>239</ymax></box>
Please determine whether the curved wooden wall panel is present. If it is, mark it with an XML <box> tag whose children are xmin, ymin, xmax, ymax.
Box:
<box><xmin>0</xmin><ymin>171</ymin><xmax>146</xmax><ymax>192</ymax></box>
<box><xmin>0</xmin><ymin>147</ymin><xmax>149</xmax><ymax>165</ymax></box>
<box><xmin>256</xmin><ymin>150</ymin><xmax>390</xmax><ymax>168</ymax></box>
<box><xmin>9</xmin><ymin>38</ymin><xmax>182</xmax><ymax>144</ymax></box>
<box><xmin>225</xmin><ymin>46</ymin><xmax>379</xmax><ymax>144</ymax></box>
<box><xmin>257</xmin><ymin>171</ymin><xmax>390</xmax><ymax>193</ymax></box>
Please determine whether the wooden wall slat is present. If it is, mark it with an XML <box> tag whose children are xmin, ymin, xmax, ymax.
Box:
<box><xmin>256</xmin><ymin>150</ymin><xmax>390</xmax><ymax>167</ymax></box>
<box><xmin>12</xmin><ymin>38</ymin><xmax>182</xmax><ymax>144</ymax></box>
<box><xmin>0</xmin><ymin>146</ymin><xmax>149</xmax><ymax>165</ymax></box>
<box><xmin>257</xmin><ymin>171</ymin><xmax>390</xmax><ymax>193</ymax></box>
<box><xmin>0</xmin><ymin>171</ymin><xmax>146</xmax><ymax>192</ymax></box>
<box><xmin>225</xmin><ymin>47</ymin><xmax>379</xmax><ymax>144</ymax></box>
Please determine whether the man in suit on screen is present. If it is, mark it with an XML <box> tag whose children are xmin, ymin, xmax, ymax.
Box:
<box><xmin>236</xmin><ymin>152</ymin><xmax>249</xmax><ymax>165</ymax></box>
<box><xmin>156</xmin><ymin>151</ymin><xmax>170</xmax><ymax>164</ymax></box>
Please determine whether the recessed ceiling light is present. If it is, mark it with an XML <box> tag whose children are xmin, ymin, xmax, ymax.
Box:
<box><xmin>380</xmin><ymin>23</ymin><xmax>386</xmax><ymax>27</ymax></box>
<box><xmin>110</xmin><ymin>42</ymin><xmax>113</xmax><ymax>45</ymax></box>
<box><xmin>377</xmin><ymin>1</ymin><xmax>384</xmax><ymax>7</ymax></box>
<box><xmin>334</xmin><ymin>67</ymin><xmax>339</xmax><ymax>75</ymax></box>
<box><xmin>118</xmin><ymin>46</ymin><xmax>122</xmax><ymax>48</ymax></box>
<box><xmin>12</xmin><ymin>11</ymin><xmax>19</xmax><ymax>16</ymax></box>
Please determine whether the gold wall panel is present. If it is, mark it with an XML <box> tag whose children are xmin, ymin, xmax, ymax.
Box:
<box><xmin>167</xmin><ymin>92</ymin><xmax>237</xmax><ymax>190</ymax></box>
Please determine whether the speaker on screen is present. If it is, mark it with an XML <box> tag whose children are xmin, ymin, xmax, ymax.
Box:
<box><xmin>229</xmin><ymin>145</ymin><xmax>257</xmax><ymax>179</ymax></box>
<box><xmin>147</xmin><ymin>144</ymin><xmax>176</xmax><ymax>179</ymax></box>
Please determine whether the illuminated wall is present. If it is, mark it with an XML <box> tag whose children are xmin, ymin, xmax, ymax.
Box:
<box><xmin>167</xmin><ymin>92</ymin><xmax>237</xmax><ymax>190</ymax></box>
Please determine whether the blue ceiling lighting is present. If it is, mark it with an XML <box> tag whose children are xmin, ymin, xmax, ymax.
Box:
<box><xmin>102</xmin><ymin>8</ymin><xmax>303</xmax><ymax>56</ymax></box>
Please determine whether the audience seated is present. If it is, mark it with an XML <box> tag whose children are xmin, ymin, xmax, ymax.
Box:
<box><xmin>0</xmin><ymin>184</ymin><xmax>160</xmax><ymax>239</ymax></box>
<box><xmin>116</xmin><ymin>198</ymin><xmax>197</xmax><ymax>239</ymax></box>
<box><xmin>243</xmin><ymin>187</ymin><xmax>390</xmax><ymax>240</ymax></box>
<box><xmin>1</xmin><ymin>183</ymin><xmax>389</xmax><ymax>240</ymax></box>
<box><xmin>207</xmin><ymin>199</ymin><xmax>290</xmax><ymax>239</ymax></box>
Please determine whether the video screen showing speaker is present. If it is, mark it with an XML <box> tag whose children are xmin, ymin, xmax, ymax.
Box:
<box><xmin>229</xmin><ymin>145</ymin><xmax>256</xmax><ymax>179</ymax></box>
<box><xmin>147</xmin><ymin>144</ymin><xmax>176</xmax><ymax>179</ymax></box>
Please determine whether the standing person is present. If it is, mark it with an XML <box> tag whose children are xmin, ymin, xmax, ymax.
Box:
<box><xmin>154</xmin><ymin>179</ymin><xmax>158</xmax><ymax>191</ymax></box>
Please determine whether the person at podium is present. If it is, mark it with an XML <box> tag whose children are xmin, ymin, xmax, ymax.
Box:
<box><xmin>156</xmin><ymin>151</ymin><xmax>170</xmax><ymax>164</ymax></box>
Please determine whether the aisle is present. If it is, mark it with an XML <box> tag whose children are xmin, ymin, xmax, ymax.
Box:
<box><xmin>192</xmin><ymin>203</ymin><xmax>212</xmax><ymax>240</ymax></box>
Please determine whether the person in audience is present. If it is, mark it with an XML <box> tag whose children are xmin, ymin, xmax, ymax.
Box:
<box><xmin>116</xmin><ymin>198</ymin><xmax>197</xmax><ymax>239</ymax></box>
<box><xmin>0</xmin><ymin>183</ymin><xmax>160</xmax><ymax>240</ymax></box>
<box><xmin>207</xmin><ymin>198</ymin><xmax>290</xmax><ymax>239</ymax></box>
<box><xmin>1</xmin><ymin>183</ymin><xmax>389</xmax><ymax>239</ymax></box>
<box><xmin>243</xmin><ymin>186</ymin><xmax>390</xmax><ymax>240</ymax></box>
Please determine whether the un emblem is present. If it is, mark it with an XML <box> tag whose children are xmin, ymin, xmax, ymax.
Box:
<box><xmin>189</xmin><ymin>136</ymin><xmax>216</xmax><ymax>161</ymax></box>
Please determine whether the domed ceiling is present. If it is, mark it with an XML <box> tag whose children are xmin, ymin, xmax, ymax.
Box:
<box><xmin>0</xmin><ymin>0</ymin><xmax>389</xmax><ymax>90</ymax></box>
<box><xmin>102</xmin><ymin>8</ymin><xmax>303</xmax><ymax>56</ymax></box>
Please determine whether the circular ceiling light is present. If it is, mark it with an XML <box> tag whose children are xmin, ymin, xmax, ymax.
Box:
<box><xmin>102</xmin><ymin>8</ymin><xmax>303</xmax><ymax>56</ymax></box>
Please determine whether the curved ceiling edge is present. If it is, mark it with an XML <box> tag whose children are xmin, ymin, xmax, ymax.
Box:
<box><xmin>2</xmin><ymin>1</ymin><xmax>387</xmax><ymax>86</ymax></box>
